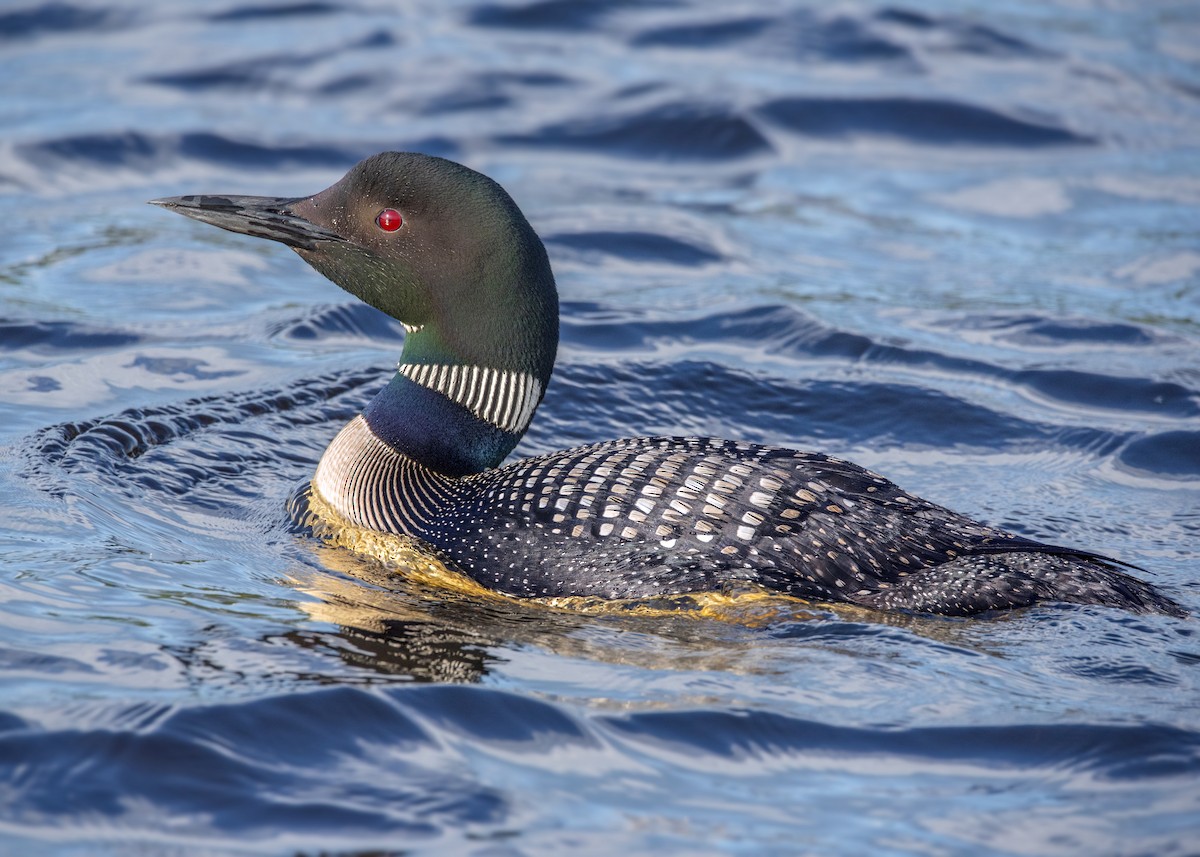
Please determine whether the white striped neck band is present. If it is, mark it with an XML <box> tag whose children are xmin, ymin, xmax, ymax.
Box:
<box><xmin>397</xmin><ymin>362</ymin><xmax>543</xmax><ymax>434</ymax></box>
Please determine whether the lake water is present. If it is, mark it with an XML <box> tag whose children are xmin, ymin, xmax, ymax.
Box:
<box><xmin>2</xmin><ymin>1</ymin><xmax>1199</xmax><ymax>854</ymax></box>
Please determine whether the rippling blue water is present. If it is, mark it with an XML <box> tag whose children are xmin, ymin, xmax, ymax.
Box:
<box><xmin>2</xmin><ymin>1</ymin><xmax>1199</xmax><ymax>854</ymax></box>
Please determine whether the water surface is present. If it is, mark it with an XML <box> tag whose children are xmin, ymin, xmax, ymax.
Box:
<box><xmin>1</xmin><ymin>1</ymin><xmax>1199</xmax><ymax>854</ymax></box>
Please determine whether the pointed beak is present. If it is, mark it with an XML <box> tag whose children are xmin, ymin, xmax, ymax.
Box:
<box><xmin>148</xmin><ymin>194</ymin><xmax>343</xmax><ymax>251</ymax></box>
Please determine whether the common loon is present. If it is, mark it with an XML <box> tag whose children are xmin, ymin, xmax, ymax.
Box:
<box><xmin>151</xmin><ymin>152</ymin><xmax>1184</xmax><ymax>617</ymax></box>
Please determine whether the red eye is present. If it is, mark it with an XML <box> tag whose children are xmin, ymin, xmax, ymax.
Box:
<box><xmin>375</xmin><ymin>208</ymin><xmax>403</xmax><ymax>231</ymax></box>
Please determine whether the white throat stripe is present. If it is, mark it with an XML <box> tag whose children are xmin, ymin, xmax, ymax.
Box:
<box><xmin>399</xmin><ymin>363</ymin><xmax>542</xmax><ymax>433</ymax></box>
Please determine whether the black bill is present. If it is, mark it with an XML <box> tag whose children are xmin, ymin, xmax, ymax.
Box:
<box><xmin>148</xmin><ymin>194</ymin><xmax>342</xmax><ymax>252</ymax></box>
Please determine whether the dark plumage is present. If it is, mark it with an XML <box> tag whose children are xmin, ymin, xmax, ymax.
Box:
<box><xmin>151</xmin><ymin>152</ymin><xmax>1185</xmax><ymax>617</ymax></box>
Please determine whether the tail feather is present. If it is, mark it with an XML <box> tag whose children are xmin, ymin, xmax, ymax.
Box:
<box><xmin>852</xmin><ymin>552</ymin><xmax>1186</xmax><ymax>618</ymax></box>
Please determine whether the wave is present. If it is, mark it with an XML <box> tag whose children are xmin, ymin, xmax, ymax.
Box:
<box><xmin>2</xmin><ymin>684</ymin><xmax>1195</xmax><ymax>846</ymax></box>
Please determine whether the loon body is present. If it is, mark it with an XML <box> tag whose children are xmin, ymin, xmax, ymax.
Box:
<box><xmin>152</xmin><ymin>152</ymin><xmax>1184</xmax><ymax>617</ymax></box>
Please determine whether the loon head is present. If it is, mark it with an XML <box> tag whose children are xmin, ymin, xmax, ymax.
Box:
<box><xmin>150</xmin><ymin>152</ymin><xmax>560</xmax><ymax>391</ymax></box>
